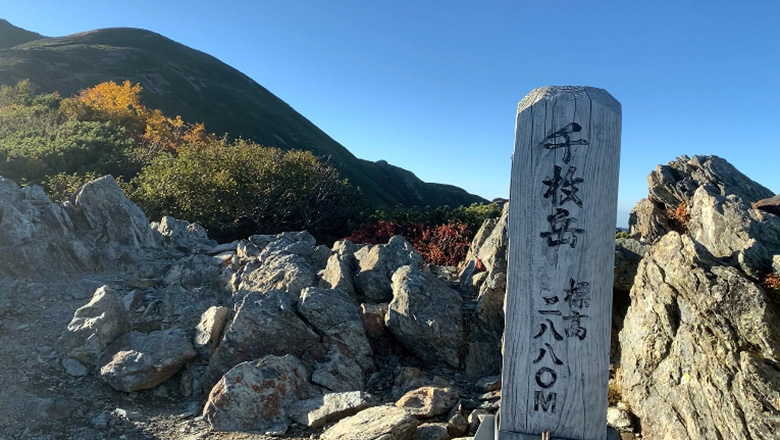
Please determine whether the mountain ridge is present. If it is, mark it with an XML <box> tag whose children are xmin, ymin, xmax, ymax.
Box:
<box><xmin>0</xmin><ymin>23</ymin><xmax>486</xmax><ymax>208</ymax></box>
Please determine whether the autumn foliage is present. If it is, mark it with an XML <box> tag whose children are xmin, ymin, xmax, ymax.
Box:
<box><xmin>345</xmin><ymin>220</ymin><xmax>473</xmax><ymax>266</ymax></box>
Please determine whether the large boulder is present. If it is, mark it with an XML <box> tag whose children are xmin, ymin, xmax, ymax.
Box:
<box><xmin>321</xmin><ymin>405</ymin><xmax>420</xmax><ymax>440</ymax></box>
<box><xmin>56</xmin><ymin>286</ymin><xmax>131</xmax><ymax>367</ymax></box>
<box><xmin>619</xmin><ymin>233</ymin><xmax>780</xmax><ymax>439</ymax></box>
<box><xmin>208</xmin><ymin>290</ymin><xmax>321</xmax><ymax>381</ymax></box>
<box><xmin>150</xmin><ymin>215</ymin><xmax>212</xmax><ymax>250</ymax></box>
<box><xmin>70</xmin><ymin>175</ymin><xmax>155</xmax><ymax>249</ymax></box>
<box><xmin>386</xmin><ymin>265</ymin><xmax>464</xmax><ymax>368</ymax></box>
<box><xmin>97</xmin><ymin>329</ymin><xmax>197</xmax><ymax>392</ymax></box>
<box><xmin>298</xmin><ymin>287</ymin><xmax>374</xmax><ymax>372</ymax></box>
<box><xmin>355</xmin><ymin>236</ymin><xmax>423</xmax><ymax>303</ymax></box>
<box><xmin>203</xmin><ymin>355</ymin><xmax>313</xmax><ymax>434</ymax></box>
<box><xmin>629</xmin><ymin>155</ymin><xmax>775</xmax><ymax>244</ymax></box>
<box><xmin>395</xmin><ymin>386</ymin><xmax>460</xmax><ymax>419</ymax></box>
<box><xmin>237</xmin><ymin>253</ymin><xmax>316</xmax><ymax>297</ymax></box>
<box><xmin>0</xmin><ymin>178</ymin><xmax>94</xmax><ymax>278</ymax></box>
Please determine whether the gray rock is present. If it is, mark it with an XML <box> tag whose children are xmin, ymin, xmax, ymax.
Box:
<box><xmin>629</xmin><ymin>155</ymin><xmax>775</xmax><ymax>243</ymax></box>
<box><xmin>414</xmin><ymin>423</ymin><xmax>449</xmax><ymax>440</ymax></box>
<box><xmin>312</xmin><ymin>348</ymin><xmax>365</xmax><ymax>392</ymax></box>
<box><xmin>619</xmin><ymin>232</ymin><xmax>780</xmax><ymax>440</ymax></box>
<box><xmin>238</xmin><ymin>253</ymin><xmax>316</xmax><ymax>296</ymax></box>
<box><xmin>194</xmin><ymin>306</ymin><xmax>230</xmax><ymax>359</ymax></box>
<box><xmin>203</xmin><ymin>355</ymin><xmax>312</xmax><ymax>434</ymax></box>
<box><xmin>56</xmin><ymin>286</ymin><xmax>131</xmax><ymax>366</ymax></box>
<box><xmin>97</xmin><ymin>329</ymin><xmax>197</xmax><ymax>392</ymax></box>
<box><xmin>392</xmin><ymin>367</ymin><xmax>427</xmax><ymax>399</ymax></box>
<box><xmin>386</xmin><ymin>265</ymin><xmax>464</xmax><ymax>368</ymax></box>
<box><xmin>291</xmin><ymin>391</ymin><xmax>374</xmax><ymax>428</ymax></box>
<box><xmin>208</xmin><ymin>290</ymin><xmax>321</xmax><ymax>382</ymax></box>
<box><xmin>355</xmin><ymin>236</ymin><xmax>423</xmax><ymax>303</ymax></box>
<box><xmin>161</xmin><ymin>286</ymin><xmax>223</xmax><ymax>330</ymax></box>
<box><xmin>163</xmin><ymin>254</ymin><xmax>225</xmax><ymax>289</ymax></box>
<box><xmin>361</xmin><ymin>302</ymin><xmax>390</xmax><ymax>341</ymax></box>
<box><xmin>396</xmin><ymin>386</ymin><xmax>460</xmax><ymax>419</ymax></box>
<box><xmin>61</xmin><ymin>357</ymin><xmax>88</xmax><ymax>377</ymax></box>
<box><xmin>319</xmin><ymin>252</ymin><xmax>358</xmax><ymax>300</ymax></box>
<box><xmin>613</xmin><ymin>238</ymin><xmax>649</xmax><ymax>293</ymax></box>
<box><xmin>321</xmin><ymin>405</ymin><xmax>420</xmax><ymax>440</ymax></box>
<box><xmin>72</xmin><ymin>175</ymin><xmax>155</xmax><ymax>249</ymax></box>
<box><xmin>475</xmin><ymin>376</ymin><xmax>501</xmax><ymax>393</ymax></box>
<box><xmin>150</xmin><ymin>215</ymin><xmax>212</xmax><ymax>249</ymax></box>
<box><xmin>299</xmin><ymin>287</ymin><xmax>374</xmax><ymax>372</ymax></box>
<box><xmin>606</xmin><ymin>407</ymin><xmax>634</xmax><ymax>431</ymax></box>
<box><xmin>460</xmin><ymin>203</ymin><xmax>508</xmax><ymax>279</ymax></box>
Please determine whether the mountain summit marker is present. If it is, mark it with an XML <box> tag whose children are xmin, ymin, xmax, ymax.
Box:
<box><xmin>495</xmin><ymin>86</ymin><xmax>621</xmax><ymax>440</ymax></box>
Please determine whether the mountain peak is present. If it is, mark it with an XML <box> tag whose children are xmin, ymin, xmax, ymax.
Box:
<box><xmin>0</xmin><ymin>19</ymin><xmax>46</xmax><ymax>49</ymax></box>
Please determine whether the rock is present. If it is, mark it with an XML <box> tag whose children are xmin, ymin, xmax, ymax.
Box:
<box><xmin>0</xmin><ymin>179</ymin><xmax>94</xmax><ymax>278</ymax></box>
<box><xmin>238</xmin><ymin>252</ymin><xmax>316</xmax><ymax>296</ymax></box>
<box><xmin>161</xmin><ymin>285</ymin><xmax>223</xmax><ymax>330</ymax></box>
<box><xmin>321</xmin><ymin>405</ymin><xmax>420</xmax><ymax>440</ymax></box>
<box><xmin>208</xmin><ymin>290</ymin><xmax>321</xmax><ymax>381</ymax></box>
<box><xmin>467</xmin><ymin>409</ymin><xmax>489</xmax><ymax>434</ymax></box>
<box><xmin>446</xmin><ymin>411</ymin><xmax>468</xmax><ymax>437</ymax></box>
<box><xmin>392</xmin><ymin>367</ymin><xmax>427</xmax><ymax>399</ymax></box>
<box><xmin>475</xmin><ymin>271</ymin><xmax>506</xmax><ymax>335</ymax></box>
<box><xmin>24</xmin><ymin>397</ymin><xmax>77</xmax><ymax>420</ymax></box>
<box><xmin>291</xmin><ymin>391</ymin><xmax>374</xmax><ymax>428</ymax></box>
<box><xmin>460</xmin><ymin>203</ymin><xmax>508</xmax><ymax>277</ymax></box>
<box><xmin>71</xmin><ymin>175</ymin><xmax>155</xmax><ymax>249</ymax></box>
<box><xmin>386</xmin><ymin>265</ymin><xmax>464</xmax><ymax>368</ymax></box>
<box><xmin>395</xmin><ymin>386</ymin><xmax>460</xmax><ymax>419</ymax></box>
<box><xmin>194</xmin><ymin>306</ymin><xmax>230</xmax><ymax>359</ymax></box>
<box><xmin>355</xmin><ymin>236</ymin><xmax>424</xmax><ymax>303</ymax></box>
<box><xmin>619</xmin><ymin>232</ymin><xmax>780</xmax><ymax>440</ymax></box>
<box><xmin>311</xmin><ymin>244</ymin><xmax>333</xmax><ymax>272</ymax></box>
<box><xmin>475</xmin><ymin>376</ymin><xmax>500</xmax><ymax>393</ymax></box>
<box><xmin>319</xmin><ymin>252</ymin><xmax>358</xmax><ymax>300</ymax></box>
<box><xmin>312</xmin><ymin>348</ymin><xmax>365</xmax><ymax>392</ymax></box>
<box><xmin>163</xmin><ymin>254</ymin><xmax>225</xmax><ymax>289</ymax></box>
<box><xmin>754</xmin><ymin>195</ymin><xmax>780</xmax><ymax>216</ymax></box>
<box><xmin>122</xmin><ymin>290</ymin><xmax>144</xmax><ymax>311</ymax></box>
<box><xmin>606</xmin><ymin>407</ymin><xmax>634</xmax><ymax>431</ymax></box>
<box><xmin>151</xmin><ymin>215</ymin><xmax>212</xmax><ymax>249</ymax></box>
<box><xmin>686</xmin><ymin>184</ymin><xmax>780</xmax><ymax>278</ymax></box>
<box><xmin>361</xmin><ymin>302</ymin><xmax>390</xmax><ymax>340</ymax></box>
<box><xmin>613</xmin><ymin>238</ymin><xmax>649</xmax><ymax>293</ymax></box>
<box><xmin>299</xmin><ymin>287</ymin><xmax>374</xmax><ymax>372</ymax></box>
<box><xmin>97</xmin><ymin>329</ymin><xmax>197</xmax><ymax>392</ymax></box>
<box><xmin>203</xmin><ymin>355</ymin><xmax>312</xmax><ymax>434</ymax></box>
<box><xmin>414</xmin><ymin>423</ymin><xmax>449</xmax><ymax>440</ymax></box>
<box><xmin>61</xmin><ymin>357</ymin><xmax>88</xmax><ymax>377</ymax></box>
<box><xmin>629</xmin><ymin>155</ymin><xmax>775</xmax><ymax>243</ymax></box>
<box><xmin>56</xmin><ymin>285</ymin><xmax>131</xmax><ymax>366</ymax></box>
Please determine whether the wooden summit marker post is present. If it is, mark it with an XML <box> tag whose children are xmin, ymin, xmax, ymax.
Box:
<box><xmin>499</xmin><ymin>86</ymin><xmax>621</xmax><ymax>440</ymax></box>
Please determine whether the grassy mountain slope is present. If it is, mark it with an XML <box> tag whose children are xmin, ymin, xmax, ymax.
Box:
<box><xmin>0</xmin><ymin>20</ymin><xmax>45</xmax><ymax>49</ymax></box>
<box><xmin>0</xmin><ymin>24</ymin><xmax>485</xmax><ymax>208</ymax></box>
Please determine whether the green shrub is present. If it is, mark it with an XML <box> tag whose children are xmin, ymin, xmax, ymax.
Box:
<box><xmin>130</xmin><ymin>138</ymin><xmax>355</xmax><ymax>240</ymax></box>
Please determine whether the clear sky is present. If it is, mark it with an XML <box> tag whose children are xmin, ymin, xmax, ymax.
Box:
<box><xmin>2</xmin><ymin>1</ymin><xmax>779</xmax><ymax>226</ymax></box>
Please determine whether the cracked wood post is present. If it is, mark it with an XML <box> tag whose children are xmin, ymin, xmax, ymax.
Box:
<box><xmin>500</xmin><ymin>86</ymin><xmax>621</xmax><ymax>440</ymax></box>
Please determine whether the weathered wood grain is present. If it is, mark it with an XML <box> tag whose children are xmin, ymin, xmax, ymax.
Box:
<box><xmin>499</xmin><ymin>86</ymin><xmax>621</xmax><ymax>440</ymax></box>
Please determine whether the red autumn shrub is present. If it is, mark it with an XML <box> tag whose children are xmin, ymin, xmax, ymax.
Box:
<box><xmin>345</xmin><ymin>221</ymin><xmax>472</xmax><ymax>266</ymax></box>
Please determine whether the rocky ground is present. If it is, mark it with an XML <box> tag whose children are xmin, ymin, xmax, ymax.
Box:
<box><xmin>1</xmin><ymin>154</ymin><xmax>779</xmax><ymax>440</ymax></box>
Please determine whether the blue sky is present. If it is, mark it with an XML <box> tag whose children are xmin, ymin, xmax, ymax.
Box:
<box><xmin>3</xmin><ymin>1</ymin><xmax>779</xmax><ymax>226</ymax></box>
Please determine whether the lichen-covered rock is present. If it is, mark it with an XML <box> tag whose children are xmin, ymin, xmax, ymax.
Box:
<box><xmin>395</xmin><ymin>386</ymin><xmax>460</xmax><ymax>419</ymax></box>
<box><xmin>355</xmin><ymin>236</ymin><xmax>423</xmax><ymax>303</ymax></box>
<box><xmin>208</xmin><ymin>290</ymin><xmax>321</xmax><ymax>381</ymax></box>
<box><xmin>319</xmin><ymin>252</ymin><xmax>358</xmax><ymax>300</ymax></box>
<box><xmin>203</xmin><ymin>355</ymin><xmax>313</xmax><ymax>434</ymax></box>
<box><xmin>56</xmin><ymin>286</ymin><xmax>130</xmax><ymax>367</ymax></box>
<box><xmin>291</xmin><ymin>391</ymin><xmax>374</xmax><ymax>428</ymax></box>
<box><xmin>619</xmin><ymin>232</ymin><xmax>780</xmax><ymax>440</ymax></box>
<box><xmin>386</xmin><ymin>265</ymin><xmax>463</xmax><ymax>368</ymax></box>
<box><xmin>299</xmin><ymin>287</ymin><xmax>374</xmax><ymax>372</ymax></box>
<box><xmin>238</xmin><ymin>253</ymin><xmax>316</xmax><ymax>296</ymax></box>
<box><xmin>613</xmin><ymin>238</ymin><xmax>649</xmax><ymax>293</ymax></box>
<box><xmin>754</xmin><ymin>195</ymin><xmax>780</xmax><ymax>217</ymax></box>
<box><xmin>321</xmin><ymin>405</ymin><xmax>419</xmax><ymax>440</ymax></box>
<box><xmin>97</xmin><ymin>329</ymin><xmax>197</xmax><ymax>392</ymax></box>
